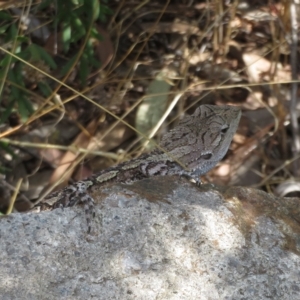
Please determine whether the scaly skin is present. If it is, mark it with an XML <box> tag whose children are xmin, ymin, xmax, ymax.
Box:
<box><xmin>36</xmin><ymin>105</ymin><xmax>241</xmax><ymax>232</ymax></box>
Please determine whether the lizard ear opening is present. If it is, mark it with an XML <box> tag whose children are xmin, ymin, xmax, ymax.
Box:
<box><xmin>221</xmin><ymin>125</ymin><xmax>229</xmax><ymax>134</ymax></box>
<box><xmin>201</xmin><ymin>153</ymin><xmax>212</xmax><ymax>160</ymax></box>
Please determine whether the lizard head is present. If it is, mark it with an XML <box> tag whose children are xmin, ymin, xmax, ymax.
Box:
<box><xmin>160</xmin><ymin>105</ymin><xmax>241</xmax><ymax>177</ymax></box>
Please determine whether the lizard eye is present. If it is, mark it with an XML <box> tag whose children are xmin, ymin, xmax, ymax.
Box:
<box><xmin>201</xmin><ymin>153</ymin><xmax>212</xmax><ymax>160</ymax></box>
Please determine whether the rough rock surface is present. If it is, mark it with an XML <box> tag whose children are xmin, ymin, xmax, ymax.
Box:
<box><xmin>1</xmin><ymin>176</ymin><xmax>300</xmax><ymax>300</ymax></box>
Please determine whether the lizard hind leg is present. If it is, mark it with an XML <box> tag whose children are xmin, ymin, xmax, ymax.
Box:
<box><xmin>179</xmin><ymin>170</ymin><xmax>202</xmax><ymax>186</ymax></box>
<box><xmin>81</xmin><ymin>193</ymin><xmax>95</xmax><ymax>233</ymax></box>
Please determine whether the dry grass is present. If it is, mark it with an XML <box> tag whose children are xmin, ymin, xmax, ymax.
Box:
<box><xmin>0</xmin><ymin>0</ymin><xmax>299</xmax><ymax>214</ymax></box>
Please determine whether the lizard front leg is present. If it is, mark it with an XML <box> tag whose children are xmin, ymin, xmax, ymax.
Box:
<box><xmin>40</xmin><ymin>181</ymin><xmax>95</xmax><ymax>233</ymax></box>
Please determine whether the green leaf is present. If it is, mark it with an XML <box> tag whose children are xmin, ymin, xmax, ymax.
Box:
<box><xmin>79</xmin><ymin>53</ymin><xmax>89</xmax><ymax>85</ymax></box>
<box><xmin>15</xmin><ymin>36</ymin><xmax>29</xmax><ymax>43</ymax></box>
<box><xmin>7</xmin><ymin>67</ymin><xmax>33</xmax><ymax>121</ymax></box>
<box><xmin>86</xmin><ymin>0</ymin><xmax>100</xmax><ymax>21</ymax></box>
<box><xmin>0</xmin><ymin>11</ymin><xmax>12</xmax><ymax>21</ymax></box>
<box><xmin>0</xmin><ymin>97</ymin><xmax>15</xmax><ymax>123</ymax></box>
<box><xmin>27</xmin><ymin>44</ymin><xmax>41</xmax><ymax>60</ymax></box>
<box><xmin>16</xmin><ymin>94</ymin><xmax>34</xmax><ymax>121</ymax></box>
<box><xmin>38</xmin><ymin>82</ymin><xmax>52</xmax><ymax>97</ymax></box>
<box><xmin>11</xmin><ymin>85</ymin><xmax>20</xmax><ymax>99</ymax></box>
<box><xmin>5</xmin><ymin>23</ymin><xmax>17</xmax><ymax>42</ymax></box>
<box><xmin>135</xmin><ymin>69</ymin><xmax>172</xmax><ymax>149</ymax></box>
<box><xmin>85</xmin><ymin>40</ymin><xmax>94</xmax><ymax>57</ymax></box>
<box><xmin>0</xmin><ymin>24</ymin><xmax>11</xmax><ymax>35</ymax></box>
<box><xmin>60</xmin><ymin>55</ymin><xmax>77</xmax><ymax>77</ymax></box>
<box><xmin>72</xmin><ymin>0</ymin><xmax>81</xmax><ymax>5</ymax></box>
<box><xmin>70</xmin><ymin>17</ymin><xmax>85</xmax><ymax>42</ymax></box>
<box><xmin>91</xmin><ymin>27</ymin><xmax>103</xmax><ymax>41</ymax></box>
<box><xmin>9</xmin><ymin>67</ymin><xmax>22</xmax><ymax>96</ymax></box>
<box><xmin>99</xmin><ymin>4</ymin><xmax>113</xmax><ymax>22</ymax></box>
<box><xmin>89</xmin><ymin>56</ymin><xmax>101</xmax><ymax>69</ymax></box>
<box><xmin>0</xmin><ymin>54</ymin><xmax>15</xmax><ymax>68</ymax></box>
<box><xmin>15</xmin><ymin>48</ymin><xmax>30</xmax><ymax>61</ymax></box>
<box><xmin>0</xmin><ymin>141</ymin><xmax>17</xmax><ymax>159</ymax></box>
<box><xmin>62</xmin><ymin>24</ymin><xmax>71</xmax><ymax>52</ymax></box>
<box><xmin>35</xmin><ymin>46</ymin><xmax>57</xmax><ymax>69</ymax></box>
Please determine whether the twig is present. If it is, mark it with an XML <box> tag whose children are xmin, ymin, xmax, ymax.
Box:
<box><xmin>289</xmin><ymin>1</ymin><xmax>300</xmax><ymax>175</ymax></box>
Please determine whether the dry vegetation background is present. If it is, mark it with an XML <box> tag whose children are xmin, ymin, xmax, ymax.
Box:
<box><xmin>0</xmin><ymin>0</ymin><xmax>299</xmax><ymax>215</ymax></box>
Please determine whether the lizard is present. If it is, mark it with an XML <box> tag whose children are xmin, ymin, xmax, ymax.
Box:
<box><xmin>35</xmin><ymin>104</ymin><xmax>241</xmax><ymax>232</ymax></box>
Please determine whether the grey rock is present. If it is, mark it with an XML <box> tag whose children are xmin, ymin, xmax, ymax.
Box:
<box><xmin>1</xmin><ymin>176</ymin><xmax>300</xmax><ymax>300</ymax></box>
